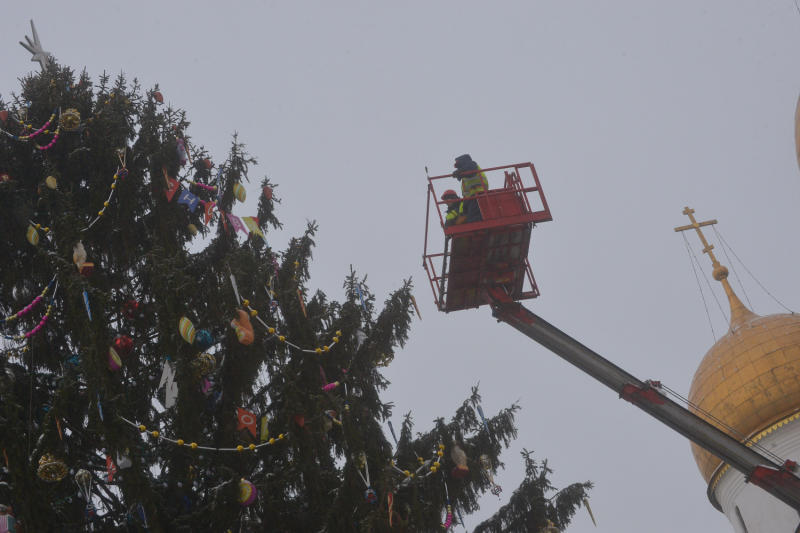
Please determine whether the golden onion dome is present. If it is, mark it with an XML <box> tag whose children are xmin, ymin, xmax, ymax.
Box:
<box><xmin>688</xmin><ymin>277</ymin><xmax>800</xmax><ymax>483</ymax></box>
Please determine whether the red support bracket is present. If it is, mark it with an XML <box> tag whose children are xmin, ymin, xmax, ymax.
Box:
<box><xmin>620</xmin><ymin>383</ymin><xmax>666</xmax><ymax>405</ymax></box>
<box><xmin>749</xmin><ymin>463</ymin><xmax>800</xmax><ymax>496</ymax></box>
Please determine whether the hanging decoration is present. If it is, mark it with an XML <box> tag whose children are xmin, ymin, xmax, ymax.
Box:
<box><xmin>113</xmin><ymin>335</ymin><xmax>133</xmax><ymax>356</ymax></box>
<box><xmin>0</xmin><ymin>505</ymin><xmax>16</xmax><ymax>533</ymax></box>
<box><xmin>1</xmin><ymin>281</ymin><xmax>57</xmax><ymax>342</ymax></box>
<box><xmin>191</xmin><ymin>353</ymin><xmax>216</xmax><ymax>378</ymax></box>
<box><xmin>37</xmin><ymin>453</ymin><xmax>68</xmax><ymax>482</ymax></box>
<box><xmin>83</xmin><ymin>150</ymin><xmax>128</xmax><ymax>231</ymax></box>
<box><xmin>583</xmin><ymin>498</ymin><xmax>597</xmax><ymax>526</ymax></box>
<box><xmin>122</xmin><ymin>299</ymin><xmax>141</xmax><ymax>320</ymax></box>
<box><xmin>230</xmin><ymin>309</ymin><xmax>254</xmax><ymax>345</ymax></box>
<box><xmin>0</xmin><ymin>108</ymin><xmax>57</xmax><ymax>141</ymax></box>
<box><xmin>83</xmin><ymin>290</ymin><xmax>92</xmax><ymax>321</ymax></box>
<box><xmin>108</xmin><ymin>346</ymin><xmax>123</xmax><ymax>371</ymax></box>
<box><xmin>187</xmin><ymin>223</ymin><xmax>198</xmax><ymax>236</ymax></box>
<box><xmin>163</xmin><ymin>167</ymin><xmax>180</xmax><ymax>201</ymax></box>
<box><xmin>1</xmin><ymin>277</ymin><xmax>54</xmax><ymax>325</ymax></box>
<box><xmin>106</xmin><ymin>454</ymin><xmax>118</xmax><ymax>482</ymax></box>
<box><xmin>259</xmin><ymin>416</ymin><xmax>269</xmax><ymax>443</ymax></box>
<box><xmin>158</xmin><ymin>360</ymin><xmax>178</xmax><ymax>408</ymax></box>
<box><xmin>59</xmin><ymin>108</ymin><xmax>80</xmax><ymax>131</ymax></box>
<box><xmin>74</xmin><ymin>469</ymin><xmax>96</xmax><ymax>527</ymax></box>
<box><xmin>441</xmin><ymin>480</ymin><xmax>453</xmax><ymax>531</ymax></box>
<box><xmin>118</xmin><ymin>416</ymin><xmax>287</xmax><ymax>453</ymax></box>
<box><xmin>262</xmin><ymin>185</ymin><xmax>273</xmax><ymax>200</ymax></box>
<box><xmin>450</xmin><ymin>444</ymin><xmax>469</xmax><ymax>479</ymax></box>
<box><xmin>354</xmin><ymin>452</ymin><xmax>378</xmax><ymax>503</ymax></box>
<box><xmin>179</xmin><ymin>317</ymin><xmax>196</xmax><ymax>344</ymax></box>
<box><xmin>177</xmin><ymin>189</ymin><xmax>200</xmax><ymax>212</ymax></box>
<box><xmin>44</xmin><ymin>175</ymin><xmax>57</xmax><ymax>190</ymax></box>
<box><xmin>176</xmin><ymin>138</ymin><xmax>188</xmax><ymax>166</ymax></box>
<box><xmin>194</xmin><ymin>329</ymin><xmax>214</xmax><ymax>350</ymax></box>
<box><xmin>233</xmin><ymin>182</ymin><xmax>246</xmax><ymax>203</ymax></box>
<box><xmin>238</xmin><ymin>479</ymin><xmax>257</xmax><ymax>506</ymax></box>
<box><xmin>26</xmin><ymin>224</ymin><xmax>40</xmax><ymax>245</ymax></box>
<box><xmin>479</xmin><ymin>455</ymin><xmax>502</xmax><ymax>497</ymax></box>
<box><xmin>236</xmin><ymin>408</ymin><xmax>257</xmax><ymax>439</ymax></box>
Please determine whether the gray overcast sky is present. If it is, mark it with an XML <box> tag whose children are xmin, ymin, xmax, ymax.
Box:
<box><xmin>4</xmin><ymin>2</ymin><xmax>800</xmax><ymax>531</ymax></box>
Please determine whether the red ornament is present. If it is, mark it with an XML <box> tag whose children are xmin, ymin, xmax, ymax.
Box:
<box><xmin>0</xmin><ymin>110</ymin><xmax>7</xmax><ymax>124</ymax></box>
<box><xmin>0</xmin><ymin>172</ymin><xmax>10</xmax><ymax>183</ymax></box>
<box><xmin>122</xmin><ymin>300</ymin><xmax>140</xmax><ymax>319</ymax></box>
<box><xmin>202</xmin><ymin>158</ymin><xmax>213</xmax><ymax>169</ymax></box>
<box><xmin>153</xmin><ymin>91</ymin><xmax>164</xmax><ymax>104</ymax></box>
<box><xmin>262</xmin><ymin>186</ymin><xmax>273</xmax><ymax>200</ymax></box>
<box><xmin>237</xmin><ymin>407</ymin><xmax>257</xmax><ymax>438</ymax></box>
<box><xmin>451</xmin><ymin>465</ymin><xmax>470</xmax><ymax>479</ymax></box>
<box><xmin>293</xmin><ymin>414</ymin><xmax>305</xmax><ymax>428</ymax></box>
<box><xmin>79</xmin><ymin>262</ymin><xmax>95</xmax><ymax>277</ymax></box>
<box><xmin>113</xmin><ymin>335</ymin><xmax>134</xmax><ymax>356</ymax></box>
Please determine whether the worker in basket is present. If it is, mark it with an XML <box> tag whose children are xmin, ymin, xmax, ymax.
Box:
<box><xmin>453</xmin><ymin>153</ymin><xmax>487</xmax><ymax>223</ymax></box>
<box><xmin>442</xmin><ymin>189</ymin><xmax>466</xmax><ymax>227</ymax></box>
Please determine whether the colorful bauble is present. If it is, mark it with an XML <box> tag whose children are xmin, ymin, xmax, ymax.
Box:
<box><xmin>37</xmin><ymin>453</ymin><xmax>68</xmax><ymax>482</ymax></box>
<box><xmin>194</xmin><ymin>329</ymin><xmax>214</xmax><ymax>350</ymax></box>
<box><xmin>179</xmin><ymin>317</ymin><xmax>196</xmax><ymax>344</ymax></box>
<box><xmin>26</xmin><ymin>225</ymin><xmax>39</xmax><ymax>246</ymax></box>
<box><xmin>230</xmin><ymin>309</ymin><xmax>254</xmax><ymax>345</ymax></box>
<box><xmin>238</xmin><ymin>479</ymin><xmax>257</xmax><ymax>506</ymax></box>
<box><xmin>233</xmin><ymin>182</ymin><xmax>246</xmax><ymax>203</ymax></box>
<box><xmin>0</xmin><ymin>504</ymin><xmax>16</xmax><ymax>533</ymax></box>
<box><xmin>113</xmin><ymin>335</ymin><xmax>134</xmax><ymax>357</ymax></box>
<box><xmin>59</xmin><ymin>108</ymin><xmax>81</xmax><ymax>131</ymax></box>
<box><xmin>108</xmin><ymin>346</ymin><xmax>123</xmax><ymax>371</ymax></box>
<box><xmin>187</xmin><ymin>223</ymin><xmax>198</xmax><ymax>236</ymax></box>
<box><xmin>364</xmin><ymin>487</ymin><xmax>378</xmax><ymax>504</ymax></box>
<box><xmin>153</xmin><ymin>91</ymin><xmax>164</xmax><ymax>104</ymax></box>
<box><xmin>45</xmin><ymin>175</ymin><xmax>57</xmax><ymax>190</ymax></box>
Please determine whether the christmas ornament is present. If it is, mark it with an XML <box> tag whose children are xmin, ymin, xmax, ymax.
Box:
<box><xmin>59</xmin><ymin>108</ymin><xmax>81</xmax><ymax>131</ymax></box>
<box><xmin>0</xmin><ymin>504</ymin><xmax>16</xmax><ymax>533</ymax></box>
<box><xmin>187</xmin><ymin>223</ymin><xmax>198</xmax><ymax>236</ymax></box>
<box><xmin>259</xmin><ymin>416</ymin><xmax>269</xmax><ymax>443</ymax></box>
<box><xmin>583</xmin><ymin>498</ymin><xmax>597</xmax><ymax>526</ymax></box>
<box><xmin>26</xmin><ymin>224</ymin><xmax>39</xmax><ymax>245</ymax></box>
<box><xmin>479</xmin><ymin>454</ymin><xmax>502</xmax><ymax>497</ymax></box>
<box><xmin>177</xmin><ymin>189</ymin><xmax>200</xmax><ymax>212</ymax></box>
<box><xmin>19</xmin><ymin>20</ymin><xmax>52</xmax><ymax>71</ymax></box>
<box><xmin>0</xmin><ymin>173</ymin><xmax>10</xmax><ymax>183</ymax></box>
<box><xmin>0</xmin><ymin>111</ymin><xmax>7</xmax><ymax>124</ymax></box>
<box><xmin>191</xmin><ymin>352</ymin><xmax>216</xmax><ymax>378</ymax></box>
<box><xmin>116</xmin><ymin>449</ymin><xmax>132</xmax><ymax>469</ymax></box>
<box><xmin>293</xmin><ymin>414</ymin><xmax>305</xmax><ymax>428</ymax></box>
<box><xmin>202</xmin><ymin>158</ymin><xmax>213</xmax><ymax>169</ymax></box>
<box><xmin>106</xmin><ymin>454</ymin><xmax>117</xmax><ymax>482</ymax></box>
<box><xmin>122</xmin><ymin>300</ymin><xmax>140</xmax><ymax>319</ymax></box>
<box><xmin>158</xmin><ymin>360</ymin><xmax>178</xmax><ymax>408</ymax></box>
<box><xmin>153</xmin><ymin>91</ymin><xmax>164</xmax><ymax>104</ymax></box>
<box><xmin>230</xmin><ymin>309</ymin><xmax>254</xmax><ymax>345</ymax></box>
<box><xmin>44</xmin><ymin>175</ymin><xmax>57</xmax><ymax>189</ymax></box>
<box><xmin>233</xmin><ymin>182</ymin><xmax>246</xmax><ymax>202</ymax></box>
<box><xmin>73</xmin><ymin>241</ymin><xmax>86</xmax><ymax>269</ymax></box>
<box><xmin>75</xmin><ymin>468</ymin><xmax>92</xmax><ymax>500</ymax></box>
<box><xmin>179</xmin><ymin>316</ymin><xmax>196</xmax><ymax>344</ymax></box>
<box><xmin>113</xmin><ymin>335</ymin><xmax>134</xmax><ymax>356</ymax></box>
<box><xmin>83</xmin><ymin>290</ymin><xmax>92</xmax><ymax>321</ymax></box>
<box><xmin>355</xmin><ymin>329</ymin><xmax>367</xmax><ymax>351</ymax></box>
<box><xmin>364</xmin><ymin>487</ymin><xmax>377</xmax><ymax>504</ymax></box>
<box><xmin>450</xmin><ymin>444</ymin><xmax>469</xmax><ymax>479</ymax></box>
<box><xmin>37</xmin><ymin>453</ymin><xmax>67</xmax><ymax>482</ymax></box>
<box><xmin>194</xmin><ymin>329</ymin><xmax>214</xmax><ymax>350</ymax></box>
<box><xmin>176</xmin><ymin>138</ymin><xmax>188</xmax><ymax>166</ymax></box>
<box><xmin>238</xmin><ymin>479</ymin><xmax>257</xmax><ymax>506</ymax></box>
<box><xmin>108</xmin><ymin>346</ymin><xmax>123</xmax><ymax>371</ymax></box>
<box><xmin>237</xmin><ymin>408</ymin><xmax>257</xmax><ymax>438</ymax></box>
<box><xmin>262</xmin><ymin>185</ymin><xmax>273</xmax><ymax>200</ymax></box>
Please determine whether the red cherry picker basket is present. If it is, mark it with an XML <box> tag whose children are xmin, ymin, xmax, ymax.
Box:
<box><xmin>422</xmin><ymin>162</ymin><xmax>553</xmax><ymax>312</ymax></box>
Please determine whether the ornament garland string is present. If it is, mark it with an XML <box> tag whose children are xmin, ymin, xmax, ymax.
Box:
<box><xmin>82</xmin><ymin>149</ymin><xmax>128</xmax><ymax>231</ymax></box>
<box><xmin>228</xmin><ymin>273</ymin><xmax>341</xmax><ymax>354</ymax></box>
<box><xmin>117</xmin><ymin>415</ymin><xmax>288</xmax><ymax>453</ymax></box>
<box><xmin>0</xmin><ymin>107</ymin><xmax>58</xmax><ymax>141</ymax></box>
<box><xmin>2</xmin><ymin>280</ymin><xmax>58</xmax><ymax>342</ymax></box>
<box><xmin>1</xmin><ymin>276</ymin><xmax>56</xmax><ymax>324</ymax></box>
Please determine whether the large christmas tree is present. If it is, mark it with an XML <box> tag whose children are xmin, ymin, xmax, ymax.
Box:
<box><xmin>0</xmin><ymin>34</ymin><xmax>591</xmax><ymax>533</ymax></box>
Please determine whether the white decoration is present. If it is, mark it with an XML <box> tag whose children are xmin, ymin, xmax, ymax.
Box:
<box><xmin>19</xmin><ymin>20</ymin><xmax>53</xmax><ymax>71</ymax></box>
<box><xmin>157</xmin><ymin>360</ymin><xmax>178</xmax><ymax>408</ymax></box>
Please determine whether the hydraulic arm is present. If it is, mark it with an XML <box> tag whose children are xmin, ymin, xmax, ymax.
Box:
<box><xmin>488</xmin><ymin>287</ymin><xmax>800</xmax><ymax>511</ymax></box>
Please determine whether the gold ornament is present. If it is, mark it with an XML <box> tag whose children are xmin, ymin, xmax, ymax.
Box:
<box><xmin>187</xmin><ymin>223</ymin><xmax>198</xmax><ymax>236</ymax></box>
<box><xmin>192</xmin><ymin>352</ymin><xmax>216</xmax><ymax>378</ymax></box>
<box><xmin>37</xmin><ymin>453</ymin><xmax>68</xmax><ymax>482</ymax></box>
<box><xmin>59</xmin><ymin>108</ymin><xmax>81</xmax><ymax>131</ymax></box>
<box><xmin>45</xmin><ymin>175</ymin><xmax>57</xmax><ymax>190</ymax></box>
